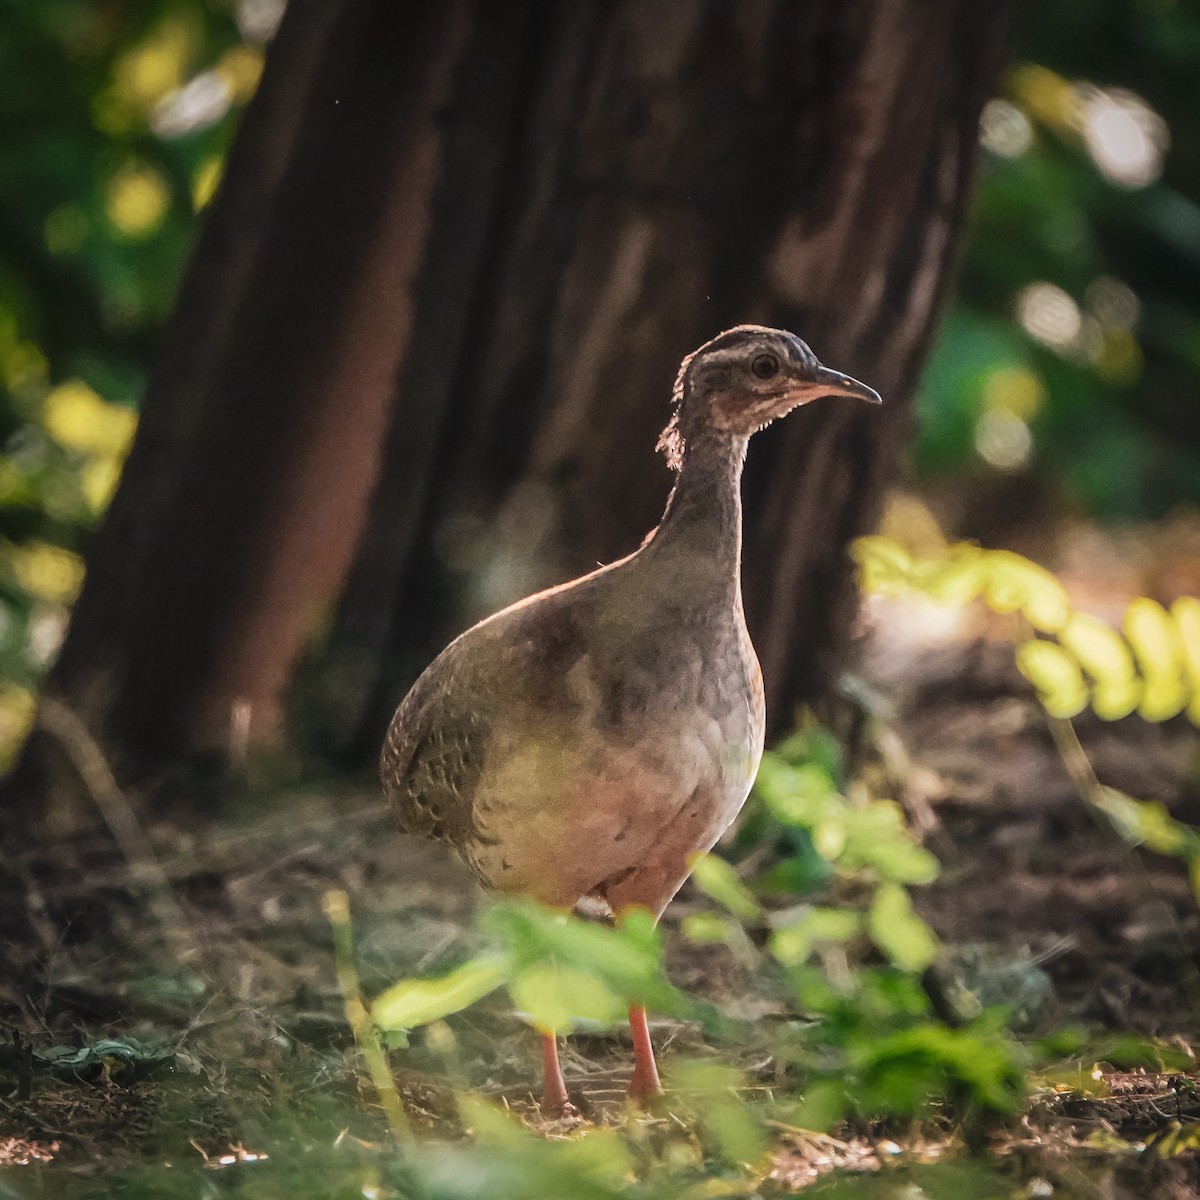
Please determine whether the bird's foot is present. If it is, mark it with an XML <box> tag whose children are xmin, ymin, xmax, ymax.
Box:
<box><xmin>539</xmin><ymin>1092</ymin><xmax>582</xmax><ymax>1121</ymax></box>
<box><xmin>626</xmin><ymin>1069</ymin><xmax>664</xmax><ymax>1110</ymax></box>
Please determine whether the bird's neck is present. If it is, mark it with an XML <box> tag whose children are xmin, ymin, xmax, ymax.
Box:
<box><xmin>648</xmin><ymin>433</ymin><xmax>748</xmax><ymax>605</ymax></box>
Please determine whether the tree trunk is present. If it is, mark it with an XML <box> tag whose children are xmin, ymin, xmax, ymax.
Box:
<box><xmin>11</xmin><ymin>0</ymin><xmax>1011</xmax><ymax>824</ymax></box>
<box><xmin>334</xmin><ymin>0</ymin><xmax>1012</xmax><ymax>753</ymax></box>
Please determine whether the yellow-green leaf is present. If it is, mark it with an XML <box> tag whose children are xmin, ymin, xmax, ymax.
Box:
<box><xmin>1091</xmin><ymin>678</ymin><xmax>1142</xmax><ymax>721</ymax></box>
<box><xmin>1059</xmin><ymin>613</ymin><xmax>1136</xmax><ymax>685</ymax></box>
<box><xmin>372</xmin><ymin>955</ymin><xmax>508</xmax><ymax>1031</ymax></box>
<box><xmin>1058</xmin><ymin>613</ymin><xmax>1142</xmax><ymax>719</ymax></box>
<box><xmin>1016</xmin><ymin>640</ymin><xmax>1089</xmax><ymax>718</ymax></box>
<box><xmin>1172</xmin><ymin>596</ymin><xmax>1200</xmax><ymax>682</ymax></box>
<box><xmin>867</xmin><ymin>882</ymin><xmax>939</xmax><ymax>972</ymax></box>
<box><xmin>681</xmin><ymin>913</ymin><xmax>732</xmax><ymax>944</ymax></box>
<box><xmin>1125</xmin><ymin>598</ymin><xmax>1187</xmax><ymax>721</ymax></box>
<box><xmin>851</xmin><ymin>536</ymin><xmax>913</xmax><ymax>593</ymax></box>
<box><xmin>1171</xmin><ymin>598</ymin><xmax>1200</xmax><ymax>729</ymax></box>
<box><xmin>508</xmin><ymin>962</ymin><xmax>625</xmax><ymax>1033</ymax></box>
<box><xmin>984</xmin><ymin>551</ymin><xmax>1070</xmax><ymax>632</ymax></box>
<box><xmin>921</xmin><ymin>552</ymin><xmax>988</xmax><ymax>606</ymax></box>
<box><xmin>689</xmin><ymin>852</ymin><xmax>762</xmax><ymax>920</ymax></box>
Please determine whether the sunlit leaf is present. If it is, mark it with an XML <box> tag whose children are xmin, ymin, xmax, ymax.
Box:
<box><xmin>1148</xmin><ymin>1122</ymin><xmax>1200</xmax><ymax>1158</ymax></box>
<box><xmin>840</xmin><ymin>802</ymin><xmax>940</xmax><ymax>884</ymax></box>
<box><xmin>372</xmin><ymin>955</ymin><xmax>508</xmax><ymax>1031</ymax></box>
<box><xmin>42</xmin><ymin>380</ymin><xmax>137</xmax><ymax>455</ymax></box>
<box><xmin>1059</xmin><ymin>612</ymin><xmax>1141</xmax><ymax>718</ymax></box>
<box><xmin>479</xmin><ymin>899</ymin><xmax>681</xmax><ymax>1014</ymax></box>
<box><xmin>5</xmin><ymin>539</ymin><xmax>86</xmax><ymax>603</ymax></box>
<box><xmin>755</xmin><ymin>758</ymin><xmax>840</xmax><ymax>827</ymax></box>
<box><xmin>1090</xmin><ymin>678</ymin><xmax>1142</xmax><ymax>721</ymax></box>
<box><xmin>1171</xmin><ymin>597</ymin><xmax>1200</xmax><ymax>726</ymax></box>
<box><xmin>920</xmin><ymin>550</ymin><xmax>988</xmax><ymax>606</ymax></box>
<box><xmin>1124</xmin><ymin>597</ymin><xmax>1188</xmax><ymax>721</ymax></box>
<box><xmin>105</xmin><ymin>162</ymin><xmax>171</xmax><ymax>238</ymax></box>
<box><xmin>1059</xmin><ymin>613</ymin><xmax>1136</xmax><ymax>685</ymax></box>
<box><xmin>867</xmin><ymin>883</ymin><xmax>939</xmax><ymax>972</ymax></box>
<box><xmin>508</xmin><ymin>962</ymin><xmax>625</xmax><ymax>1033</ymax></box>
<box><xmin>1015</xmin><ymin>639</ymin><xmax>1089</xmax><ymax>717</ymax></box>
<box><xmin>681</xmin><ymin>912</ymin><xmax>732</xmax><ymax>944</ymax></box>
<box><xmin>851</xmin><ymin>535</ymin><xmax>913</xmax><ymax>592</ymax></box>
<box><xmin>770</xmin><ymin>907</ymin><xmax>861</xmax><ymax>966</ymax></box>
<box><xmin>769</xmin><ymin>924</ymin><xmax>813</xmax><ymax>966</ymax></box>
<box><xmin>984</xmin><ymin>551</ymin><xmax>1070</xmax><ymax>632</ymax></box>
<box><xmin>689</xmin><ymin>852</ymin><xmax>762</xmax><ymax>920</ymax></box>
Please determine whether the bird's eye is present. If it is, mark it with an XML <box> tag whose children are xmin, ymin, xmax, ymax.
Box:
<box><xmin>750</xmin><ymin>353</ymin><xmax>779</xmax><ymax>380</ymax></box>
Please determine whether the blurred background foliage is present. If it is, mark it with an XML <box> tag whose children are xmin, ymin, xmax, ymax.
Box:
<box><xmin>1</xmin><ymin>0</ymin><xmax>1199</xmax><ymax>768</ymax></box>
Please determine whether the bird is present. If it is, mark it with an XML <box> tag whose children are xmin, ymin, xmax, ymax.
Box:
<box><xmin>381</xmin><ymin>325</ymin><xmax>881</xmax><ymax>1114</ymax></box>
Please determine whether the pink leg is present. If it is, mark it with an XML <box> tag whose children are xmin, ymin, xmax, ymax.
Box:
<box><xmin>626</xmin><ymin>1004</ymin><xmax>663</xmax><ymax>1103</ymax></box>
<box><xmin>540</xmin><ymin>1032</ymin><xmax>576</xmax><ymax>1115</ymax></box>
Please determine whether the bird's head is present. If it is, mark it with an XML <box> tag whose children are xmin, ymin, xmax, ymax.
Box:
<box><xmin>657</xmin><ymin>325</ymin><xmax>881</xmax><ymax>469</ymax></box>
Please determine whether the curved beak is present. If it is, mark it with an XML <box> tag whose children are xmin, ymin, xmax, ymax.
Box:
<box><xmin>812</xmin><ymin>364</ymin><xmax>883</xmax><ymax>405</ymax></box>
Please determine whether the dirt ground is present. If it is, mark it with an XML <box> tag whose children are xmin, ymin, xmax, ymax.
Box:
<box><xmin>1</xmin><ymin>534</ymin><xmax>1199</xmax><ymax>1196</ymax></box>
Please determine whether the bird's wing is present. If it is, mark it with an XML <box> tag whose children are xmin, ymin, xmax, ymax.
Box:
<box><xmin>380</xmin><ymin>644</ymin><xmax>491</xmax><ymax>847</ymax></box>
<box><xmin>380</xmin><ymin>579</ymin><xmax>611</xmax><ymax>848</ymax></box>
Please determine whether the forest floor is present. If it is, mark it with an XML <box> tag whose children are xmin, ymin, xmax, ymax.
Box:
<box><xmin>2</xmin><ymin>524</ymin><xmax>1199</xmax><ymax>1199</ymax></box>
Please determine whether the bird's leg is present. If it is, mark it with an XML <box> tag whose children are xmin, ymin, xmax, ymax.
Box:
<box><xmin>626</xmin><ymin>1004</ymin><xmax>663</xmax><ymax>1103</ymax></box>
<box><xmin>540</xmin><ymin>1031</ymin><xmax>577</xmax><ymax>1116</ymax></box>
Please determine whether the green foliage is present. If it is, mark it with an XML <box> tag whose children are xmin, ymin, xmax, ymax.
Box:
<box><xmin>373</xmin><ymin>956</ymin><xmax>508</xmax><ymax>1033</ymax></box>
<box><xmin>782</xmin><ymin>968</ymin><xmax>1026</xmax><ymax>1128</ymax></box>
<box><xmin>748</xmin><ymin>725</ymin><xmax>940</xmax><ymax>967</ymax></box>
<box><xmin>370</xmin><ymin>899</ymin><xmax>687</xmax><ymax>1040</ymax></box>
<box><xmin>361</xmin><ymin>716</ymin><xmax>1024</xmax><ymax>1155</ymax></box>
<box><xmin>918</xmin><ymin>3</ymin><xmax>1200</xmax><ymax>519</ymax></box>
<box><xmin>855</xmin><ymin>535</ymin><xmax>1200</xmax><ymax>728</ymax></box>
<box><xmin>855</xmin><ymin>533</ymin><xmax>1200</xmax><ymax>899</ymax></box>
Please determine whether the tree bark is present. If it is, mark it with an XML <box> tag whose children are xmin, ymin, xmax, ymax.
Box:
<box><xmin>335</xmin><ymin>0</ymin><xmax>1013</xmax><ymax>753</ymax></box>
<box><xmin>14</xmin><ymin>0</ymin><xmax>472</xmax><ymax>825</ymax></box>
<box><xmin>11</xmin><ymin>0</ymin><xmax>1012</xmax><ymax>823</ymax></box>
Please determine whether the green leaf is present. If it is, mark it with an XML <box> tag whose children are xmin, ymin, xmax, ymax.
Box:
<box><xmin>681</xmin><ymin>912</ymin><xmax>734</xmax><ymax>944</ymax></box>
<box><xmin>852</xmin><ymin>1020</ymin><xmax>1026</xmax><ymax>1114</ymax></box>
<box><xmin>840</xmin><ymin>802</ymin><xmax>940</xmax><ymax>884</ymax></box>
<box><xmin>508</xmin><ymin>962</ymin><xmax>625</xmax><ymax>1033</ymax></box>
<box><xmin>867</xmin><ymin>883</ymin><xmax>939</xmax><ymax>972</ymax></box>
<box><xmin>480</xmin><ymin>899</ymin><xmax>682</xmax><ymax>1014</ymax></box>
<box><xmin>755</xmin><ymin>759</ymin><xmax>840</xmax><ymax>828</ymax></box>
<box><xmin>770</xmin><ymin>907</ymin><xmax>862</xmax><ymax>966</ymax></box>
<box><xmin>372</xmin><ymin>955</ymin><xmax>508</xmax><ymax>1031</ymax></box>
<box><xmin>688</xmin><ymin>852</ymin><xmax>762</xmax><ymax>920</ymax></box>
